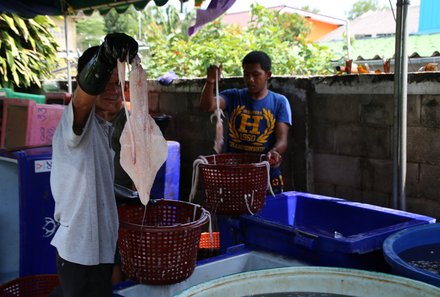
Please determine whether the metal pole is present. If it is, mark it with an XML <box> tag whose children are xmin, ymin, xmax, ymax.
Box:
<box><xmin>345</xmin><ymin>19</ymin><xmax>351</xmax><ymax>60</ymax></box>
<box><xmin>392</xmin><ymin>0</ymin><xmax>409</xmax><ymax>210</ymax></box>
<box><xmin>64</xmin><ymin>14</ymin><xmax>72</xmax><ymax>94</ymax></box>
<box><xmin>392</xmin><ymin>0</ymin><xmax>402</xmax><ymax>209</ymax></box>
<box><xmin>399</xmin><ymin>0</ymin><xmax>409</xmax><ymax>211</ymax></box>
<box><xmin>138</xmin><ymin>11</ymin><xmax>142</xmax><ymax>41</ymax></box>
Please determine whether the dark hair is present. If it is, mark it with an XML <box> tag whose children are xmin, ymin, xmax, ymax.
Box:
<box><xmin>242</xmin><ymin>51</ymin><xmax>272</xmax><ymax>72</ymax></box>
<box><xmin>77</xmin><ymin>46</ymin><xmax>99</xmax><ymax>74</ymax></box>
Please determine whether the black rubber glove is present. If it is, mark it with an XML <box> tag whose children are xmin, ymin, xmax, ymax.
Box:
<box><xmin>78</xmin><ymin>33</ymin><xmax>138</xmax><ymax>96</ymax></box>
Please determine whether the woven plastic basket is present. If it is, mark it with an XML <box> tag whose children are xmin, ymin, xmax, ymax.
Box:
<box><xmin>0</xmin><ymin>274</ymin><xmax>59</xmax><ymax>297</ymax></box>
<box><xmin>197</xmin><ymin>153</ymin><xmax>269</xmax><ymax>215</ymax></box>
<box><xmin>118</xmin><ymin>199</ymin><xmax>210</xmax><ymax>285</ymax></box>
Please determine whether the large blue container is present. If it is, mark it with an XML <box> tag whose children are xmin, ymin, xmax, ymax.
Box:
<box><xmin>0</xmin><ymin>147</ymin><xmax>56</xmax><ymax>281</ymax></box>
<box><xmin>383</xmin><ymin>223</ymin><xmax>440</xmax><ymax>287</ymax></box>
<box><xmin>220</xmin><ymin>191</ymin><xmax>436</xmax><ymax>272</ymax></box>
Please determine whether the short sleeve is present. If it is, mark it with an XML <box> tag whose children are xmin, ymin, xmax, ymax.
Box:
<box><xmin>277</xmin><ymin>95</ymin><xmax>292</xmax><ymax>126</ymax></box>
<box><xmin>220</xmin><ymin>88</ymin><xmax>240</xmax><ymax>111</ymax></box>
<box><xmin>61</xmin><ymin>101</ymin><xmax>94</xmax><ymax>147</ymax></box>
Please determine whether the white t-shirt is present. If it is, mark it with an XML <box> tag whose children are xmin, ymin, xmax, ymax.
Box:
<box><xmin>50</xmin><ymin>102</ymin><xmax>118</xmax><ymax>265</ymax></box>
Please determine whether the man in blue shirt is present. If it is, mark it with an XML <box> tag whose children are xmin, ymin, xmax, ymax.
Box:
<box><xmin>200</xmin><ymin>51</ymin><xmax>292</xmax><ymax>193</ymax></box>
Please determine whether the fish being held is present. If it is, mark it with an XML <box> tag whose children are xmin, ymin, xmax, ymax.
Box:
<box><xmin>211</xmin><ymin>69</ymin><xmax>224</xmax><ymax>154</ymax></box>
<box><xmin>119</xmin><ymin>56</ymin><xmax>168</xmax><ymax>205</ymax></box>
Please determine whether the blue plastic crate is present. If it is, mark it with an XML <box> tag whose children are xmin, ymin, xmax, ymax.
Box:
<box><xmin>224</xmin><ymin>191</ymin><xmax>436</xmax><ymax>272</ymax></box>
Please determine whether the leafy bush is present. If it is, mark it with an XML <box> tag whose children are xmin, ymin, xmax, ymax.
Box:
<box><xmin>75</xmin><ymin>4</ymin><xmax>333</xmax><ymax>78</ymax></box>
<box><xmin>141</xmin><ymin>4</ymin><xmax>334</xmax><ymax>78</ymax></box>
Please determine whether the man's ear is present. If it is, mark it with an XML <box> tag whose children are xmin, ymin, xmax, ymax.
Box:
<box><xmin>266</xmin><ymin>71</ymin><xmax>272</xmax><ymax>79</ymax></box>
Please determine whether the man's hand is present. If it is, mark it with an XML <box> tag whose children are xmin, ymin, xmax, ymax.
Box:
<box><xmin>206</xmin><ymin>64</ymin><xmax>222</xmax><ymax>84</ymax></box>
<box><xmin>200</xmin><ymin>64</ymin><xmax>226</xmax><ymax>112</ymax></box>
<box><xmin>78</xmin><ymin>33</ymin><xmax>139</xmax><ymax>96</ymax></box>
<box><xmin>99</xmin><ymin>33</ymin><xmax>139</xmax><ymax>67</ymax></box>
<box><xmin>267</xmin><ymin>149</ymin><xmax>282</xmax><ymax>167</ymax></box>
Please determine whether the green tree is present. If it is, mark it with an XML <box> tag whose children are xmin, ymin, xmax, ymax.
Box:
<box><xmin>0</xmin><ymin>13</ymin><xmax>58</xmax><ymax>89</ymax></box>
<box><xmin>348</xmin><ymin>0</ymin><xmax>385</xmax><ymax>20</ymax></box>
<box><xmin>142</xmin><ymin>5</ymin><xmax>195</xmax><ymax>42</ymax></box>
<box><xmin>76</xmin><ymin>12</ymin><xmax>106</xmax><ymax>51</ymax></box>
<box><xmin>104</xmin><ymin>6</ymin><xmax>139</xmax><ymax>37</ymax></box>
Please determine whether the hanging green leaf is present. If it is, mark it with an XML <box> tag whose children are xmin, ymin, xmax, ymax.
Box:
<box><xmin>2</xmin><ymin>14</ymin><xmax>19</xmax><ymax>35</ymax></box>
<box><xmin>0</xmin><ymin>12</ymin><xmax>58</xmax><ymax>89</ymax></box>
<box><xmin>12</xmin><ymin>14</ymin><xmax>29</xmax><ymax>41</ymax></box>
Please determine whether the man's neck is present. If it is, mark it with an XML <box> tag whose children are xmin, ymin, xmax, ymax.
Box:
<box><xmin>96</xmin><ymin>108</ymin><xmax>121</xmax><ymax>122</ymax></box>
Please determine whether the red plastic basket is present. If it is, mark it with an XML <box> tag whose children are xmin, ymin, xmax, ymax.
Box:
<box><xmin>199</xmin><ymin>232</ymin><xmax>220</xmax><ymax>249</ymax></box>
<box><xmin>198</xmin><ymin>232</ymin><xmax>221</xmax><ymax>260</ymax></box>
<box><xmin>198</xmin><ymin>153</ymin><xmax>269</xmax><ymax>215</ymax></box>
<box><xmin>0</xmin><ymin>274</ymin><xmax>59</xmax><ymax>297</ymax></box>
<box><xmin>118</xmin><ymin>199</ymin><xmax>210</xmax><ymax>285</ymax></box>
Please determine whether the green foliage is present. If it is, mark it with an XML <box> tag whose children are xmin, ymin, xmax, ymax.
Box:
<box><xmin>104</xmin><ymin>6</ymin><xmax>139</xmax><ymax>37</ymax></box>
<box><xmin>142</xmin><ymin>5</ymin><xmax>194</xmax><ymax>42</ymax></box>
<box><xmin>76</xmin><ymin>6</ymin><xmax>139</xmax><ymax>52</ymax></box>
<box><xmin>142</xmin><ymin>3</ymin><xmax>333</xmax><ymax>78</ymax></box>
<box><xmin>0</xmin><ymin>13</ymin><xmax>58</xmax><ymax>89</ymax></box>
<box><xmin>348</xmin><ymin>0</ymin><xmax>385</xmax><ymax>20</ymax></box>
<box><xmin>76</xmin><ymin>12</ymin><xmax>106</xmax><ymax>51</ymax></box>
<box><xmin>74</xmin><ymin>3</ymin><xmax>334</xmax><ymax>78</ymax></box>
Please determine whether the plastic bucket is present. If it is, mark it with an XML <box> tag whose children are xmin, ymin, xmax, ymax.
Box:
<box><xmin>175</xmin><ymin>266</ymin><xmax>440</xmax><ymax>297</ymax></box>
<box><xmin>383</xmin><ymin>223</ymin><xmax>440</xmax><ymax>287</ymax></box>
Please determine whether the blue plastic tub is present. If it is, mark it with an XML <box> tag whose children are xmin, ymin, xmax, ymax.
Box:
<box><xmin>221</xmin><ymin>191</ymin><xmax>436</xmax><ymax>272</ymax></box>
<box><xmin>383</xmin><ymin>223</ymin><xmax>440</xmax><ymax>287</ymax></box>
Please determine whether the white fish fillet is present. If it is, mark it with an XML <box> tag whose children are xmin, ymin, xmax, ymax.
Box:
<box><xmin>120</xmin><ymin>56</ymin><xmax>168</xmax><ymax>205</ymax></box>
<box><xmin>212</xmin><ymin>69</ymin><xmax>224</xmax><ymax>153</ymax></box>
<box><xmin>211</xmin><ymin>110</ymin><xmax>224</xmax><ymax>154</ymax></box>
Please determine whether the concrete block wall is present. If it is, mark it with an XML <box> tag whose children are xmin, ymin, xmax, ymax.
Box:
<box><xmin>309</xmin><ymin>73</ymin><xmax>440</xmax><ymax>218</ymax></box>
<box><xmin>148</xmin><ymin>72</ymin><xmax>440</xmax><ymax>219</ymax></box>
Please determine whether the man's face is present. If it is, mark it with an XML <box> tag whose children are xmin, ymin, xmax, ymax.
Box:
<box><xmin>95</xmin><ymin>69</ymin><xmax>123</xmax><ymax>120</ymax></box>
<box><xmin>243</xmin><ymin>63</ymin><xmax>271</xmax><ymax>96</ymax></box>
